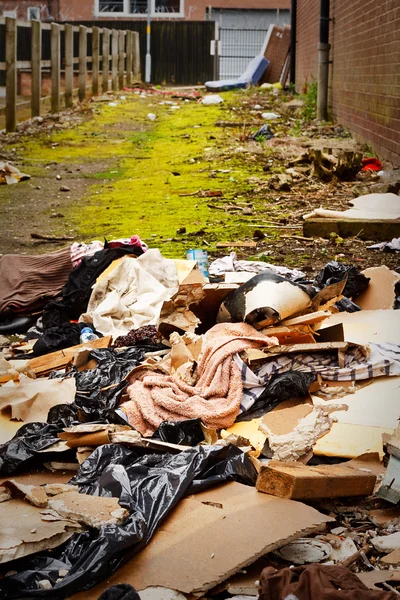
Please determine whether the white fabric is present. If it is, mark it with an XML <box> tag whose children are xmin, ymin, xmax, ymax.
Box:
<box><xmin>81</xmin><ymin>249</ymin><xmax>179</xmax><ymax>338</ymax></box>
<box><xmin>209</xmin><ymin>252</ymin><xmax>304</xmax><ymax>280</ymax></box>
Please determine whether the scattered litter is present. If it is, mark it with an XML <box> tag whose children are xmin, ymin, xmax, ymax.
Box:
<box><xmin>262</xmin><ymin>112</ymin><xmax>280</xmax><ymax>120</ymax></box>
<box><xmin>147</xmin><ymin>113</ymin><xmax>156</xmax><ymax>120</ymax></box>
<box><xmin>0</xmin><ymin>162</ymin><xmax>30</xmax><ymax>185</ymax></box>
<box><xmin>273</xmin><ymin>538</ymin><xmax>332</xmax><ymax>564</ymax></box>
<box><xmin>201</xmin><ymin>95</ymin><xmax>224</xmax><ymax>105</ymax></box>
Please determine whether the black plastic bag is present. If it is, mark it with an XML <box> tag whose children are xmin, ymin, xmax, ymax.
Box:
<box><xmin>152</xmin><ymin>418</ymin><xmax>205</xmax><ymax>446</ymax></box>
<box><xmin>0</xmin><ymin>445</ymin><xmax>257</xmax><ymax>599</ymax></box>
<box><xmin>98</xmin><ymin>585</ymin><xmax>140</xmax><ymax>600</ymax></box>
<box><xmin>335</xmin><ymin>297</ymin><xmax>362</xmax><ymax>313</ymax></box>
<box><xmin>49</xmin><ymin>347</ymin><xmax>147</xmax><ymax>426</ymax></box>
<box><xmin>0</xmin><ymin>422</ymin><xmax>65</xmax><ymax>475</ymax></box>
<box><xmin>252</xmin><ymin>124</ymin><xmax>274</xmax><ymax>141</ymax></box>
<box><xmin>237</xmin><ymin>371</ymin><xmax>316</xmax><ymax>422</ymax></box>
<box><xmin>314</xmin><ymin>261</ymin><xmax>370</xmax><ymax>299</ymax></box>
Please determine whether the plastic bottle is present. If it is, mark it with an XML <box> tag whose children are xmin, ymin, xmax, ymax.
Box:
<box><xmin>80</xmin><ymin>327</ymin><xmax>99</xmax><ymax>344</ymax></box>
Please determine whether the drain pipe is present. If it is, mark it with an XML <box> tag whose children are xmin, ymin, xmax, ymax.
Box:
<box><xmin>317</xmin><ymin>0</ymin><xmax>330</xmax><ymax>120</ymax></box>
<box><xmin>290</xmin><ymin>0</ymin><xmax>297</xmax><ymax>87</ymax></box>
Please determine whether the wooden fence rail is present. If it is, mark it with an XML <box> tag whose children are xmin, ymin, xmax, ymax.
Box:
<box><xmin>0</xmin><ymin>17</ymin><xmax>141</xmax><ymax>133</ymax></box>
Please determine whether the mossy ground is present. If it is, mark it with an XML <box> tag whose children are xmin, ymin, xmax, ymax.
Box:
<box><xmin>0</xmin><ymin>87</ymin><xmax>397</xmax><ymax>272</ymax></box>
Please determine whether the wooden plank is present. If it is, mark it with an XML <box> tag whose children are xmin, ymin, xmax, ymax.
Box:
<box><xmin>5</xmin><ymin>17</ymin><xmax>17</xmax><ymax>133</ymax></box>
<box><xmin>92</xmin><ymin>26</ymin><xmax>100</xmax><ymax>96</ymax></box>
<box><xmin>102</xmin><ymin>28</ymin><xmax>110</xmax><ymax>93</ymax></box>
<box><xmin>126</xmin><ymin>30</ymin><xmax>133</xmax><ymax>87</ymax></box>
<box><xmin>132</xmin><ymin>31</ymin><xmax>141</xmax><ymax>81</ymax></box>
<box><xmin>64</xmin><ymin>24</ymin><xmax>73</xmax><ymax>108</ymax></box>
<box><xmin>216</xmin><ymin>242</ymin><xmax>257</xmax><ymax>248</ymax></box>
<box><xmin>78</xmin><ymin>25</ymin><xmax>87</xmax><ymax>102</ymax></box>
<box><xmin>31</xmin><ymin>19</ymin><xmax>41</xmax><ymax>118</ymax></box>
<box><xmin>50</xmin><ymin>23</ymin><xmax>60</xmax><ymax>113</ymax></box>
<box><xmin>111</xmin><ymin>29</ymin><xmax>118</xmax><ymax>91</ymax></box>
<box><xmin>118</xmin><ymin>30</ymin><xmax>125</xmax><ymax>90</ymax></box>
<box><xmin>280</xmin><ymin>311</ymin><xmax>332</xmax><ymax>327</ymax></box>
<box><xmin>256</xmin><ymin>456</ymin><xmax>378</xmax><ymax>499</ymax></box>
<box><xmin>28</xmin><ymin>336</ymin><xmax>112</xmax><ymax>377</ymax></box>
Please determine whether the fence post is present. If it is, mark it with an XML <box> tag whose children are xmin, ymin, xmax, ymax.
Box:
<box><xmin>126</xmin><ymin>31</ymin><xmax>133</xmax><ymax>88</ymax></box>
<box><xmin>132</xmin><ymin>31</ymin><xmax>141</xmax><ymax>82</ymax></box>
<box><xmin>51</xmin><ymin>23</ymin><xmax>60</xmax><ymax>114</ymax></box>
<box><xmin>79</xmin><ymin>25</ymin><xmax>87</xmax><ymax>102</ymax></box>
<box><xmin>118</xmin><ymin>30</ymin><xmax>125</xmax><ymax>90</ymax></box>
<box><xmin>102</xmin><ymin>28</ymin><xmax>110</xmax><ymax>93</ymax></box>
<box><xmin>31</xmin><ymin>19</ymin><xmax>41</xmax><ymax>118</ymax></box>
<box><xmin>92</xmin><ymin>26</ymin><xmax>100</xmax><ymax>96</ymax></box>
<box><xmin>5</xmin><ymin>17</ymin><xmax>17</xmax><ymax>133</ymax></box>
<box><xmin>111</xmin><ymin>29</ymin><xmax>118</xmax><ymax>91</ymax></box>
<box><xmin>65</xmin><ymin>24</ymin><xmax>73</xmax><ymax>108</ymax></box>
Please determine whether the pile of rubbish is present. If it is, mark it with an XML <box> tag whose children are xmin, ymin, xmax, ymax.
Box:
<box><xmin>0</xmin><ymin>239</ymin><xmax>399</xmax><ymax>599</ymax></box>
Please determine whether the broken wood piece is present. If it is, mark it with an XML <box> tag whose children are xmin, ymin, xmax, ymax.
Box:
<box><xmin>47</xmin><ymin>491</ymin><xmax>129</xmax><ymax>528</ymax></box>
<box><xmin>280</xmin><ymin>311</ymin><xmax>332</xmax><ymax>327</ymax></box>
<box><xmin>28</xmin><ymin>335</ymin><xmax>112</xmax><ymax>376</ymax></box>
<box><xmin>216</xmin><ymin>241</ymin><xmax>257</xmax><ymax>248</ymax></box>
<box><xmin>256</xmin><ymin>453</ymin><xmax>379</xmax><ymax>499</ymax></box>
<box><xmin>58</xmin><ymin>423</ymin><xmax>131</xmax><ymax>448</ymax></box>
<box><xmin>30</xmin><ymin>233</ymin><xmax>74</xmax><ymax>241</ymax></box>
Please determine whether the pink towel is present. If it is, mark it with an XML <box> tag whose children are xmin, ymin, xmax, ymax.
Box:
<box><xmin>122</xmin><ymin>322</ymin><xmax>278</xmax><ymax>436</ymax></box>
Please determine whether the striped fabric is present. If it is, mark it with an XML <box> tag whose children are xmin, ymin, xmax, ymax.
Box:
<box><xmin>235</xmin><ymin>342</ymin><xmax>400</xmax><ymax>413</ymax></box>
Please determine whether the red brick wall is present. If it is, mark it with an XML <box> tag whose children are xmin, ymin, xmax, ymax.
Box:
<box><xmin>1</xmin><ymin>1</ymin><xmax>56</xmax><ymax>20</ymax></box>
<box><xmin>295</xmin><ymin>0</ymin><xmax>400</xmax><ymax>165</ymax></box>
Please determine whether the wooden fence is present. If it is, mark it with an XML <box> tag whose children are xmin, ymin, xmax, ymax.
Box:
<box><xmin>0</xmin><ymin>17</ymin><xmax>141</xmax><ymax>133</ymax></box>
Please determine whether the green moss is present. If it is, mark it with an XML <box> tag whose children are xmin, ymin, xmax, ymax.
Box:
<box><xmin>11</xmin><ymin>92</ymin><xmax>290</xmax><ymax>257</ymax></box>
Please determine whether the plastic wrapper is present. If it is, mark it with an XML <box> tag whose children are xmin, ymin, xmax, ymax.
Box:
<box><xmin>335</xmin><ymin>297</ymin><xmax>362</xmax><ymax>313</ymax></box>
<box><xmin>0</xmin><ymin>444</ymin><xmax>257</xmax><ymax>598</ymax></box>
<box><xmin>152</xmin><ymin>418</ymin><xmax>205</xmax><ymax>446</ymax></box>
<box><xmin>237</xmin><ymin>371</ymin><xmax>316</xmax><ymax>422</ymax></box>
<box><xmin>314</xmin><ymin>261</ymin><xmax>370</xmax><ymax>299</ymax></box>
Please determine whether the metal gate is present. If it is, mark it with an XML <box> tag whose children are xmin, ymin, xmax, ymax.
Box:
<box><xmin>219</xmin><ymin>28</ymin><xmax>268</xmax><ymax>80</ymax></box>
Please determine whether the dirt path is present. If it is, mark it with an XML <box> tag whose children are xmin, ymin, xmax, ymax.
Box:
<box><xmin>0</xmin><ymin>89</ymin><xmax>398</xmax><ymax>274</ymax></box>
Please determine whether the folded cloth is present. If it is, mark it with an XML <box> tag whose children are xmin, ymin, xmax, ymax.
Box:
<box><xmin>122</xmin><ymin>323</ymin><xmax>278</xmax><ymax>436</ymax></box>
<box><xmin>259</xmin><ymin>564</ymin><xmax>397</xmax><ymax>600</ymax></box>
<box><xmin>0</xmin><ymin>247</ymin><xmax>73</xmax><ymax>314</ymax></box>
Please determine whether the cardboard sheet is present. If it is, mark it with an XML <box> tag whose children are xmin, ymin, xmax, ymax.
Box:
<box><xmin>313</xmin><ymin>376</ymin><xmax>400</xmax><ymax>430</ymax></box>
<box><xmin>71</xmin><ymin>482</ymin><xmax>332</xmax><ymax>599</ymax></box>
<box><xmin>0</xmin><ymin>375</ymin><xmax>76</xmax><ymax>423</ymax></box>
<box><xmin>313</xmin><ymin>422</ymin><xmax>394</xmax><ymax>459</ymax></box>
<box><xmin>321</xmin><ymin>309</ymin><xmax>400</xmax><ymax>344</ymax></box>
<box><xmin>304</xmin><ymin>193</ymin><xmax>400</xmax><ymax>221</ymax></box>
<box><xmin>356</xmin><ymin>266</ymin><xmax>400</xmax><ymax>310</ymax></box>
<box><xmin>0</xmin><ymin>498</ymin><xmax>77</xmax><ymax>563</ymax></box>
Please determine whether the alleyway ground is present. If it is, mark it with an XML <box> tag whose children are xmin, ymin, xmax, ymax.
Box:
<box><xmin>0</xmin><ymin>87</ymin><xmax>397</xmax><ymax>273</ymax></box>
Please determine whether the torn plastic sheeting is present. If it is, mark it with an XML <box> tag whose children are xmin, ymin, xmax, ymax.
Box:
<box><xmin>314</xmin><ymin>261</ymin><xmax>370</xmax><ymax>299</ymax></box>
<box><xmin>217</xmin><ymin>271</ymin><xmax>314</xmax><ymax>326</ymax></box>
<box><xmin>49</xmin><ymin>346</ymin><xmax>147</xmax><ymax>426</ymax></box>
<box><xmin>152</xmin><ymin>418</ymin><xmax>205</xmax><ymax>446</ymax></box>
<box><xmin>236</xmin><ymin>371</ymin><xmax>316</xmax><ymax>422</ymax></box>
<box><xmin>0</xmin><ymin>445</ymin><xmax>257</xmax><ymax>599</ymax></box>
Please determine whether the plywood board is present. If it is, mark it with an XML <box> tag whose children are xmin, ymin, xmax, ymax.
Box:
<box><xmin>260</xmin><ymin>398</ymin><xmax>313</xmax><ymax>437</ymax></box>
<box><xmin>321</xmin><ymin>309</ymin><xmax>400</xmax><ymax>345</ymax></box>
<box><xmin>313</xmin><ymin>376</ymin><xmax>400</xmax><ymax>430</ymax></box>
<box><xmin>313</xmin><ymin>422</ymin><xmax>394</xmax><ymax>459</ymax></box>
<box><xmin>71</xmin><ymin>482</ymin><xmax>332</xmax><ymax>599</ymax></box>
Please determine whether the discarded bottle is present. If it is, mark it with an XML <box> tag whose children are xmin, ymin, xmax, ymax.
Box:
<box><xmin>80</xmin><ymin>327</ymin><xmax>99</xmax><ymax>344</ymax></box>
<box><xmin>186</xmin><ymin>249</ymin><xmax>209</xmax><ymax>279</ymax></box>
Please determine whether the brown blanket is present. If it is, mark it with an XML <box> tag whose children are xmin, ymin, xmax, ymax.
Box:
<box><xmin>259</xmin><ymin>564</ymin><xmax>397</xmax><ymax>600</ymax></box>
<box><xmin>122</xmin><ymin>322</ymin><xmax>278</xmax><ymax>436</ymax></box>
<box><xmin>0</xmin><ymin>247</ymin><xmax>73</xmax><ymax>314</ymax></box>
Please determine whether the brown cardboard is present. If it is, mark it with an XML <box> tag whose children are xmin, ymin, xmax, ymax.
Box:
<box><xmin>70</xmin><ymin>482</ymin><xmax>332</xmax><ymax>599</ymax></box>
<box><xmin>0</xmin><ymin>376</ymin><xmax>76</xmax><ymax>423</ymax></box>
<box><xmin>47</xmin><ymin>491</ymin><xmax>129</xmax><ymax>528</ymax></box>
<box><xmin>260</xmin><ymin>398</ymin><xmax>314</xmax><ymax>437</ymax></box>
<box><xmin>357</xmin><ymin>266</ymin><xmax>400</xmax><ymax>310</ymax></box>
<box><xmin>0</xmin><ymin>498</ymin><xmax>78</xmax><ymax>563</ymax></box>
<box><xmin>321</xmin><ymin>309</ymin><xmax>400</xmax><ymax>344</ymax></box>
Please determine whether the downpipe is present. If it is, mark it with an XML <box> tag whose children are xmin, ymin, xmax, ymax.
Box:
<box><xmin>317</xmin><ymin>0</ymin><xmax>330</xmax><ymax>121</ymax></box>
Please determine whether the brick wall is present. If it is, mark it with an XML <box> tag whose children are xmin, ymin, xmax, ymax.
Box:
<box><xmin>1</xmin><ymin>1</ymin><xmax>56</xmax><ymax>20</ymax></box>
<box><xmin>295</xmin><ymin>0</ymin><xmax>400</xmax><ymax>165</ymax></box>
